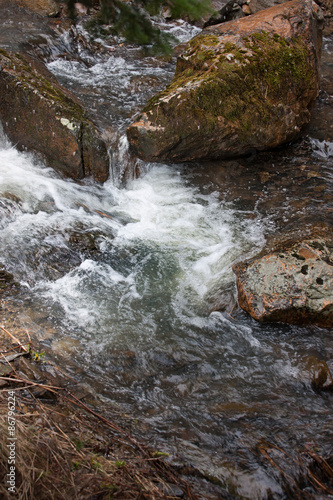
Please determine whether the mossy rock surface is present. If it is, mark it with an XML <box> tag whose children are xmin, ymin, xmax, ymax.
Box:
<box><xmin>127</xmin><ymin>0</ymin><xmax>324</xmax><ymax>163</ymax></box>
<box><xmin>0</xmin><ymin>49</ymin><xmax>109</xmax><ymax>182</ymax></box>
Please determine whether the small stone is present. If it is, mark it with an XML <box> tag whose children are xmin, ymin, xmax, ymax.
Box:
<box><xmin>0</xmin><ymin>364</ymin><xmax>14</xmax><ymax>377</ymax></box>
<box><xmin>306</xmin><ymin>356</ymin><xmax>333</xmax><ymax>391</ymax></box>
<box><xmin>157</xmin><ymin>482</ymin><xmax>184</xmax><ymax>498</ymax></box>
<box><xmin>258</xmin><ymin>171</ymin><xmax>270</xmax><ymax>183</ymax></box>
<box><xmin>297</xmin><ymin>245</ymin><xmax>321</xmax><ymax>260</ymax></box>
<box><xmin>242</xmin><ymin>4</ymin><xmax>251</xmax><ymax>14</ymax></box>
<box><xmin>162</xmin><ymin>6</ymin><xmax>172</xmax><ymax>19</ymax></box>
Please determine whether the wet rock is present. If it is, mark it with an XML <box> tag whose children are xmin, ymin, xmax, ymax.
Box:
<box><xmin>17</xmin><ymin>0</ymin><xmax>60</xmax><ymax>17</ymax></box>
<box><xmin>127</xmin><ymin>0</ymin><xmax>323</xmax><ymax>163</ymax></box>
<box><xmin>306</xmin><ymin>356</ymin><xmax>333</xmax><ymax>391</ymax></box>
<box><xmin>0</xmin><ymin>268</ymin><xmax>14</xmax><ymax>290</ymax></box>
<box><xmin>0</xmin><ymin>49</ymin><xmax>109</xmax><ymax>182</ymax></box>
<box><xmin>15</xmin><ymin>356</ymin><xmax>44</xmax><ymax>382</ymax></box>
<box><xmin>233</xmin><ymin>237</ymin><xmax>333</xmax><ymax>327</ymax></box>
<box><xmin>24</xmin><ymin>244</ymin><xmax>82</xmax><ymax>281</ymax></box>
<box><xmin>157</xmin><ymin>482</ymin><xmax>185</xmax><ymax>498</ymax></box>
<box><xmin>246</xmin><ymin>0</ymin><xmax>287</xmax><ymax>15</ymax></box>
<box><xmin>0</xmin><ymin>266</ymin><xmax>19</xmax><ymax>295</ymax></box>
<box><xmin>203</xmin><ymin>0</ymin><xmax>245</xmax><ymax>28</ymax></box>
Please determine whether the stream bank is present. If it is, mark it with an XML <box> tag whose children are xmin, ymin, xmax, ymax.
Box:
<box><xmin>1</xmin><ymin>328</ymin><xmax>227</xmax><ymax>500</ymax></box>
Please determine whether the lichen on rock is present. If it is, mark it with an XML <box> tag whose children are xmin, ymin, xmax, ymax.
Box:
<box><xmin>127</xmin><ymin>0</ymin><xmax>324</xmax><ymax>163</ymax></box>
<box><xmin>233</xmin><ymin>237</ymin><xmax>333</xmax><ymax>327</ymax></box>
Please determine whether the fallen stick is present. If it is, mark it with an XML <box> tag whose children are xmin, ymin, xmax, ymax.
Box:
<box><xmin>77</xmin><ymin>203</ymin><xmax>113</xmax><ymax>220</ymax></box>
<box><xmin>0</xmin><ymin>325</ymin><xmax>29</xmax><ymax>352</ymax></box>
<box><xmin>0</xmin><ymin>376</ymin><xmax>64</xmax><ymax>391</ymax></box>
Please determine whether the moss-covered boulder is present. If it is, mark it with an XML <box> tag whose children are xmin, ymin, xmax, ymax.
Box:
<box><xmin>127</xmin><ymin>0</ymin><xmax>323</xmax><ymax>163</ymax></box>
<box><xmin>0</xmin><ymin>49</ymin><xmax>109</xmax><ymax>182</ymax></box>
<box><xmin>233</xmin><ymin>237</ymin><xmax>333</xmax><ymax>327</ymax></box>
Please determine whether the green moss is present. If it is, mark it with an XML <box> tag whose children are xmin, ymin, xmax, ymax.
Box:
<box><xmin>144</xmin><ymin>30</ymin><xmax>315</xmax><ymax>140</ymax></box>
<box><xmin>0</xmin><ymin>48</ymin><xmax>9</xmax><ymax>57</ymax></box>
<box><xmin>223</xmin><ymin>41</ymin><xmax>237</xmax><ymax>53</ymax></box>
<box><xmin>5</xmin><ymin>51</ymin><xmax>88</xmax><ymax>122</ymax></box>
<box><xmin>188</xmin><ymin>34</ymin><xmax>220</xmax><ymax>49</ymax></box>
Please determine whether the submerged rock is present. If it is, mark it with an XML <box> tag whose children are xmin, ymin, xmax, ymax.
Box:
<box><xmin>0</xmin><ymin>266</ymin><xmax>19</xmax><ymax>294</ymax></box>
<box><xmin>233</xmin><ymin>237</ymin><xmax>333</xmax><ymax>327</ymax></box>
<box><xmin>127</xmin><ymin>0</ymin><xmax>323</xmax><ymax>163</ymax></box>
<box><xmin>306</xmin><ymin>356</ymin><xmax>333</xmax><ymax>391</ymax></box>
<box><xmin>0</xmin><ymin>49</ymin><xmax>109</xmax><ymax>182</ymax></box>
<box><xmin>16</xmin><ymin>0</ymin><xmax>60</xmax><ymax>17</ymax></box>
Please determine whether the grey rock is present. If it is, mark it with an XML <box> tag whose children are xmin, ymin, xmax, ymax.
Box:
<box><xmin>233</xmin><ymin>237</ymin><xmax>333</xmax><ymax>327</ymax></box>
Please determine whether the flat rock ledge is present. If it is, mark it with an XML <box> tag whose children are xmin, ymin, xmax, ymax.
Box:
<box><xmin>0</xmin><ymin>49</ymin><xmax>109</xmax><ymax>182</ymax></box>
<box><xmin>127</xmin><ymin>0</ymin><xmax>323</xmax><ymax>163</ymax></box>
<box><xmin>233</xmin><ymin>237</ymin><xmax>333</xmax><ymax>328</ymax></box>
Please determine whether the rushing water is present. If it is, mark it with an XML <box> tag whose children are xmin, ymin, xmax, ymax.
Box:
<box><xmin>0</xmin><ymin>15</ymin><xmax>333</xmax><ymax>500</ymax></box>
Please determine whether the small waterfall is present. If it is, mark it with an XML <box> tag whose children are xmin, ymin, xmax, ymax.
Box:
<box><xmin>107</xmin><ymin>132</ymin><xmax>140</xmax><ymax>185</ymax></box>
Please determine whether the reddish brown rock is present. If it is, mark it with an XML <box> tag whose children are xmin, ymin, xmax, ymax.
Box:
<box><xmin>0</xmin><ymin>49</ymin><xmax>109</xmax><ymax>182</ymax></box>
<box><xmin>246</xmin><ymin>0</ymin><xmax>333</xmax><ymax>35</ymax></box>
<box><xmin>16</xmin><ymin>0</ymin><xmax>60</xmax><ymax>17</ymax></box>
<box><xmin>247</xmin><ymin>0</ymin><xmax>288</xmax><ymax>15</ymax></box>
<box><xmin>127</xmin><ymin>0</ymin><xmax>323</xmax><ymax>163</ymax></box>
<box><xmin>233</xmin><ymin>238</ymin><xmax>333</xmax><ymax>327</ymax></box>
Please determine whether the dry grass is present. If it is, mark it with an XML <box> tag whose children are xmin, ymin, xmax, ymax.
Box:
<box><xmin>0</xmin><ymin>324</ymin><xmax>195</xmax><ymax>500</ymax></box>
<box><xmin>257</xmin><ymin>440</ymin><xmax>333</xmax><ymax>499</ymax></box>
<box><xmin>0</xmin><ymin>382</ymin><xmax>194</xmax><ymax>499</ymax></box>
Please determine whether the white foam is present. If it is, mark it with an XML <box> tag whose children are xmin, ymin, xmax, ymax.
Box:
<box><xmin>310</xmin><ymin>138</ymin><xmax>333</xmax><ymax>158</ymax></box>
<box><xmin>0</xmin><ymin>129</ymin><xmax>265</xmax><ymax>342</ymax></box>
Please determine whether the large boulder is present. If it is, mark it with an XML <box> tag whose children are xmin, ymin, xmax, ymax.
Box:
<box><xmin>233</xmin><ymin>237</ymin><xmax>333</xmax><ymax>327</ymax></box>
<box><xmin>127</xmin><ymin>0</ymin><xmax>324</xmax><ymax>163</ymax></box>
<box><xmin>0</xmin><ymin>49</ymin><xmax>109</xmax><ymax>182</ymax></box>
<box><xmin>246</xmin><ymin>0</ymin><xmax>333</xmax><ymax>34</ymax></box>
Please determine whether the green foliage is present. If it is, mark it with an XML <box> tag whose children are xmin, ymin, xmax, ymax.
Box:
<box><xmin>152</xmin><ymin>450</ymin><xmax>170</xmax><ymax>457</ymax></box>
<box><xmin>29</xmin><ymin>347</ymin><xmax>46</xmax><ymax>362</ymax></box>
<box><xmin>66</xmin><ymin>0</ymin><xmax>212</xmax><ymax>54</ymax></box>
<box><xmin>115</xmin><ymin>460</ymin><xmax>126</xmax><ymax>467</ymax></box>
<box><xmin>101</xmin><ymin>482</ymin><xmax>118</xmax><ymax>492</ymax></box>
<box><xmin>91</xmin><ymin>457</ymin><xmax>104</xmax><ymax>471</ymax></box>
<box><xmin>73</xmin><ymin>439</ymin><xmax>85</xmax><ymax>451</ymax></box>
